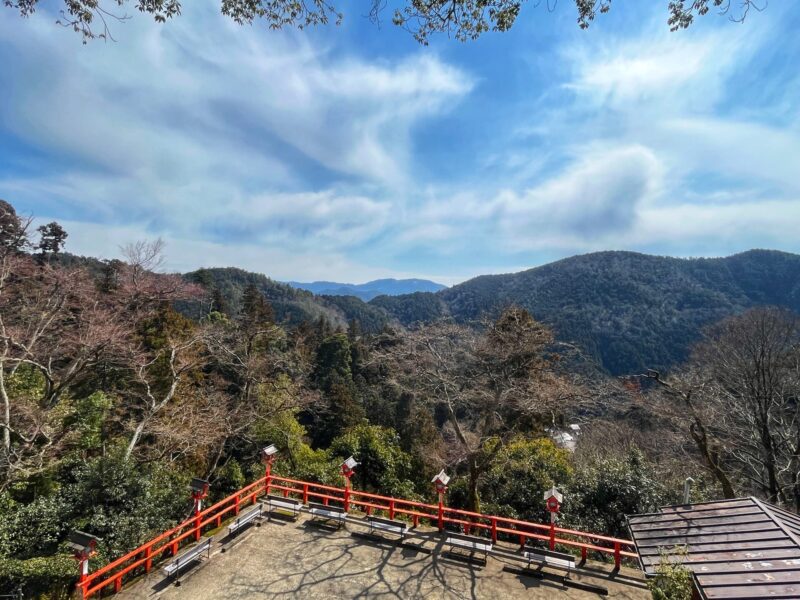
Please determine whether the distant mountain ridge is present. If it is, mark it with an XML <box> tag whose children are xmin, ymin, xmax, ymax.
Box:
<box><xmin>286</xmin><ymin>278</ymin><xmax>446</xmax><ymax>301</ymax></box>
<box><xmin>185</xmin><ymin>250</ymin><xmax>800</xmax><ymax>376</ymax></box>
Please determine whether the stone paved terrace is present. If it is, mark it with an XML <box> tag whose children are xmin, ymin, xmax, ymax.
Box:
<box><xmin>117</xmin><ymin>513</ymin><xmax>651</xmax><ymax>600</ymax></box>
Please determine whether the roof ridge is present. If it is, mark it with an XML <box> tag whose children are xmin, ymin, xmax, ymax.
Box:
<box><xmin>656</xmin><ymin>497</ymin><xmax>752</xmax><ymax>510</ymax></box>
<box><xmin>751</xmin><ymin>496</ymin><xmax>800</xmax><ymax>550</ymax></box>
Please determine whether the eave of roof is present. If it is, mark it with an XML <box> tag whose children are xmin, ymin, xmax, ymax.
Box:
<box><xmin>627</xmin><ymin>497</ymin><xmax>800</xmax><ymax>600</ymax></box>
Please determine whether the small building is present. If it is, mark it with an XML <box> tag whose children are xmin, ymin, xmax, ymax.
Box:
<box><xmin>548</xmin><ymin>423</ymin><xmax>581</xmax><ymax>452</ymax></box>
<box><xmin>627</xmin><ymin>497</ymin><xmax>800</xmax><ymax>599</ymax></box>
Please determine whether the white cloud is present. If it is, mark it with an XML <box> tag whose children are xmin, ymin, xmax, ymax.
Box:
<box><xmin>0</xmin><ymin>2</ymin><xmax>471</xmax><ymax>187</ymax></box>
<box><xmin>0</xmin><ymin>0</ymin><xmax>472</xmax><ymax>279</ymax></box>
<box><xmin>3</xmin><ymin>2</ymin><xmax>798</xmax><ymax>286</ymax></box>
<box><xmin>38</xmin><ymin>217</ymin><xmax>426</xmax><ymax>283</ymax></box>
<box><xmin>563</xmin><ymin>23</ymin><xmax>763</xmax><ymax>112</ymax></box>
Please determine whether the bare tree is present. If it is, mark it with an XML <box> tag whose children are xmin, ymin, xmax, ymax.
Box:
<box><xmin>0</xmin><ymin>255</ymin><xmax>128</xmax><ymax>486</ymax></box>
<box><xmin>123</xmin><ymin>322</ymin><xmax>209</xmax><ymax>460</ymax></box>
<box><xmin>638</xmin><ymin>368</ymin><xmax>737</xmax><ymax>499</ymax></box>
<box><xmin>382</xmin><ymin>307</ymin><xmax>579</xmax><ymax>511</ymax></box>
<box><xmin>641</xmin><ymin>308</ymin><xmax>800</xmax><ymax>508</ymax></box>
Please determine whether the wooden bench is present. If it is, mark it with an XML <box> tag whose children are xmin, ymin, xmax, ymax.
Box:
<box><xmin>263</xmin><ymin>494</ymin><xmax>303</xmax><ymax>520</ymax></box>
<box><xmin>523</xmin><ymin>547</ymin><xmax>576</xmax><ymax>578</ymax></box>
<box><xmin>227</xmin><ymin>505</ymin><xmax>262</xmax><ymax>536</ymax></box>
<box><xmin>161</xmin><ymin>538</ymin><xmax>212</xmax><ymax>584</ymax></box>
<box><xmin>445</xmin><ymin>532</ymin><xmax>492</xmax><ymax>564</ymax></box>
<box><xmin>307</xmin><ymin>501</ymin><xmax>346</xmax><ymax>528</ymax></box>
<box><xmin>367</xmin><ymin>515</ymin><xmax>408</xmax><ymax>542</ymax></box>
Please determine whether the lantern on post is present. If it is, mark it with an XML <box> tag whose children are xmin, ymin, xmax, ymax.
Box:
<box><xmin>341</xmin><ymin>456</ymin><xmax>358</xmax><ymax>513</ymax></box>
<box><xmin>67</xmin><ymin>530</ymin><xmax>100</xmax><ymax>591</ymax></box>
<box><xmin>543</xmin><ymin>486</ymin><xmax>563</xmax><ymax>551</ymax></box>
<box><xmin>190</xmin><ymin>478</ymin><xmax>209</xmax><ymax>542</ymax></box>
<box><xmin>431</xmin><ymin>470</ymin><xmax>450</xmax><ymax>532</ymax></box>
<box><xmin>261</xmin><ymin>444</ymin><xmax>278</xmax><ymax>495</ymax></box>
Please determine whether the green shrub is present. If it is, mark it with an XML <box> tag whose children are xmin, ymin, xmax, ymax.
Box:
<box><xmin>0</xmin><ymin>555</ymin><xmax>75</xmax><ymax>599</ymax></box>
<box><xmin>648</xmin><ymin>548</ymin><xmax>693</xmax><ymax>600</ymax></box>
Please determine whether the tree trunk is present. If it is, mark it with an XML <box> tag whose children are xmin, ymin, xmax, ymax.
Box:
<box><xmin>125</xmin><ymin>417</ymin><xmax>148</xmax><ymax>461</ymax></box>
<box><xmin>1</xmin><ymin>371</ymin><xmax>9</xmax><ymax>454</ymax></box>
<box><xmin>468</xmin><ymin>455</ymin><xmax>481</xmax><ymax>513</ymax></box>
<box><xmin>690</xmin><ymin>420</ymin><xmax>736</xmax><ymax>498</ymax></box>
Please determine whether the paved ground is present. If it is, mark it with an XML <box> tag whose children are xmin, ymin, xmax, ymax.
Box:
<box><xmin>118</xmin><ymin>514</ymin><xmax>651</xmax><ymax>600</ymax></box>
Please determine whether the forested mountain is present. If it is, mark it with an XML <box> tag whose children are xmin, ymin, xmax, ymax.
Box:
<box><xmin>192</xmin><ymin>251</ymin><xmax>800</xmax><ymax>375</ymax></box>
<box><xmin>287</xmin><ymin>278</ymin><xmax>446</xmax><ymax>300</ymax></box>
<box><xmin>183</xmin><ymin>267</ymin><xmax>393</xmax><ymax>330</ymax></box>
<box><xmin>375</xmin><ymin>250</ymin><xmax>800</xmax><ymax>375</ymax></box>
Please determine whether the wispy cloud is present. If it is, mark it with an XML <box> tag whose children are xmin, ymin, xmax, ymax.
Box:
<box><xmin>1</xmin><ymin>1</ymin><xmax>798</xmax><ymax>284</ymax></box>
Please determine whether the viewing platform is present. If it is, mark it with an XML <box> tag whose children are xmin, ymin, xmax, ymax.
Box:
<box><xmin>116</xmin><ymin>510</ymin><xmax>650</xmax><ymax>599</ymax></box>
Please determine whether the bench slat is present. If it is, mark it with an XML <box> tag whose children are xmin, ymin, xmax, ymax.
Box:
<box><xmin>310</xmin><ymin>508</ymin><xmax>345</xmax><ymax>520</ymax></box>
<box><xmin>446</xmin><ymin>536</ymin><xmax>492</xmax><ymax>551</ymax></box>
<box><xmin>265</xmin><ymin>495</ymin><xmax>302</xmax><ymax>506</ymax></box>
<box><xmin>229</xmin><ymin>507</ymin><xmax>261</xmax><ymax>533</ymax></box>
<box><xmin>162</xmin><ymin>539</ymin><xmax>211</xmax><ymax>577</ymax></box>
<box><xmin>371</xmin><ymin>522</ymin><xmax>407</xmax><ymax>533</ymax></box>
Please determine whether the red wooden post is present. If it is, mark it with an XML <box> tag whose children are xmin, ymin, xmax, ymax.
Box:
<box><xmin>190</xmin><ymin>478</ymin><xmax>209</xmax><ymax>542</ymax></box>
<box><xmin>234</xmin><ymin>494</ymin><xmax>240</xmax><ymax>516</ymax></box>
<box><xmin>114</xmin><ymin>576</ymin><xmax>122</xmax><ymax>592</ymax></box>
<box><xmin>519</xmin><ymin>534</ymin><xmax>526</xmax><ymax>547</ymax></box>
<box><xmin>389</xmin><ymin>499</ymin><xmax>395</xmax><ymax>520</ymax></box>
<box><xmin>171</xmin><ymin>540</ymin><xmax>178</xmax><ymax>555</ymax></box>
<box><xmin>340</xmin><ymin>457</ymin><xmax>357</xmax><ymax>513</ymax></box>
<box><xmin>413</xmin><ymin>514</ymin><xmax>419</xmax><ymax>527</ymax></box>
<box><xmin>303</xmin><ymin>484</ymin><xmax>309</xmax><ymax>504</ymax></box>
<box><xmin>145</xmin><ymin>545</ymin><xmax>153</xmax><ymax>572</ymax></box>
<box><xmin>432</xmin><ymin>471</ymin><xmax>450</xmax><ymax>532</ymax></box>
<box><xmin>581</xmin><ymin>546</ymin><xmax>587</xmax><ymax>562</ymax></box>
<box><xmin>544</xmin><ymin>486</ymin><xmax>562</xmax><ymax>551</ymax></box>
<box><xmin>491</xmin><ymin>518</ymin><xmax>498</xmax><ymax>543</ymax></box>
<box><xmin>261</xmin><ymin>445</ymin><xmax>277</xmax><ymax>496</ymax></box>
<box><xmin>614</xmin><ymin>542</ymin><xmax>621</xmax><ymax>569</ymax></box>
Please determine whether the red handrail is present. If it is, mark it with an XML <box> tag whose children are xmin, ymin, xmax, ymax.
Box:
<box><xmin>77</xmin><ymin>474</ymin><xmax>637</xmax><ymax>598</ymax></box>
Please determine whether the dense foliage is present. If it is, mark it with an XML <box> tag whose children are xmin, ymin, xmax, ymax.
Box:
<box><xmin>196</xmin><ymin>250</ymin><xmax>800</xmax><ymax>376</ymax></box>
<box><xmin>1</xmin><ymin>199</ymin><xmax>796</xmax><ymax>600</ymax></box>
<box><xmin>405</xmin><ymin>250</ymin><xmax>800</xmax><ymax>374</ymax></box>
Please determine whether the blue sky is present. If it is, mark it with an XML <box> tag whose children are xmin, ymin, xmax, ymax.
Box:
<box><xmin>1</xmin><ymin>1</ymin><xmax>799</xmax><ymax>285</ymax></box>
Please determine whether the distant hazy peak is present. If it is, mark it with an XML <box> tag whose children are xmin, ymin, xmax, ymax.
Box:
<box><xmin>286</xmin><ymin>278</ymin><xmax>446</xmax><ymax>301</ymax></box>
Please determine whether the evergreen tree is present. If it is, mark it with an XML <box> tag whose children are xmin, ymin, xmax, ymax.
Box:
<box><xmin>241</xmin><ymin>283</ymin><xmax>274</xmax><ymax>325</ymax></box>
<box><xmin>35</xmin><ymin>222</ymin><xmax>68</xmax><ymax>256</ymax></box>
<box><xmin>310</xmin><ymin>333</ymin><xmax>364</xmax><ymax>446</ymax></box>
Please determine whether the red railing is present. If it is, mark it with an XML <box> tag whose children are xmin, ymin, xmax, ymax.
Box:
<box><xmin>78</xmin><ymin>474</ymin><xmax>637</xmax><ymax>598</ymax></box>
<box><xmin>268</xmin><ymin>476</ymin><xmax>637</xmax><ymax>566</ymax></box>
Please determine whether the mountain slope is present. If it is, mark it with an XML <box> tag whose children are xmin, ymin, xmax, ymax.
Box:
<box><xmin>184</xmin><ymin>267</ymin><xmax>393</xmax><ymax>331</ymax></box>
<box><xmin>380</xmin><ymin>250</ymin><xmax>800</xmax><ymax>375</ymax></box>
<box><xmin>287</xmin><ymin>278</ymin><xmax>446</xmax><ymax>301</ymax></box>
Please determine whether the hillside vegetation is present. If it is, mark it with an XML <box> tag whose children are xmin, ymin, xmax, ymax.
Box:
<box><xmin>379</xmin><ymin>250</ymin><xmax>800</xmax><ymax>374</ymax></box>
<box><xmin>191</xmin><ymin>251</ymin><xmax>800</xmax><ymax>375</ymax></box>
